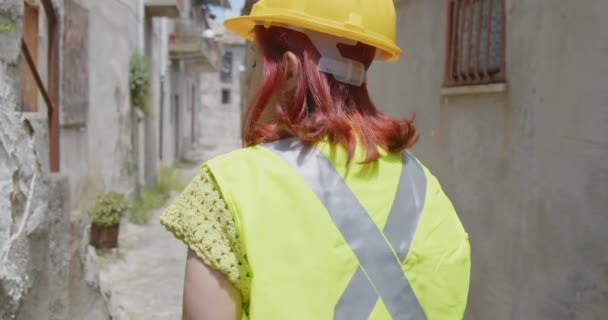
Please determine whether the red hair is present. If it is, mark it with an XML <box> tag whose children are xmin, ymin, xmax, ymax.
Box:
<box><xmin>243</xmin><ymin>26</ymin><xmax>418</xmax><ymax>163</ymax></box>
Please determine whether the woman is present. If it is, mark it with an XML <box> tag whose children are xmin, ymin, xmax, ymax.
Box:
<box><xmin>161</xmin><ymin>1</ymin><xmax>470</xmax><ymax>319</ymax></box>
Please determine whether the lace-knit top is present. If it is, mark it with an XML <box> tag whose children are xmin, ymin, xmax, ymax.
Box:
<box><xmin>160</xmin><ymin>166</ymin><xmax>252</xmax><ymax>305</ymax></box>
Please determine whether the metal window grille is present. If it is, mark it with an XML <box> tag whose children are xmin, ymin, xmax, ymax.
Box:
<box><xmin>444</xmin><ymin>0</ymin><xmax>506</xmax><ymax>87</ymax></box>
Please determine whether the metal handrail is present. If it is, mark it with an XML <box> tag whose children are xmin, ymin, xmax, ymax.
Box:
<box><xmin>21</xmin><ymin>39</ymin><xmax>55</xmax><ymax>115</ymax></box>
<box><xmin>21</xmin><ymin>0</ymin><xmax>60</xmax><ymax>172</ymax></box>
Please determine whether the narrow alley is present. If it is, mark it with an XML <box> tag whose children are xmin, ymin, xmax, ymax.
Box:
<box><xmin>99</xmin><ymin>185</ymin><xmax>188</xmax><ymax>320</ymax></box>
<box><xmin>1</xmin><ymin>0</ymin><xmax>608</xmax><ymax>319</ymax></box>
<box><xmin>97</xmin><ymin>140</ymin><xmax>240</xmax><ymax>320</ymax></box>
<box><xmin>98</xmin><ymin>158</ymin><xmax>196</xmax><ymax>320</ymax></box>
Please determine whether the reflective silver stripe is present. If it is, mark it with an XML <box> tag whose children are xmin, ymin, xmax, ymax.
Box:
<box><xmin>384</xmin><ymin>152</ymin><xmax>427</xmax><ymax>262</ymax></box>
<box><xmin>262</xmin><ymin>139</ymin><xmax>427</xmax><ymax>320</ymax></box>
<box><xmin>335</xmin><ymin>268</ymin><xmax>377</xmax><ymax>320</ymax></box>
<box><xmin>336</xmin><ymin>151</ymin><xmax>427</xmax><ymax>319</ymax></box>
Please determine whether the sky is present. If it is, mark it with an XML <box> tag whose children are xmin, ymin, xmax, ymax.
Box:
<box><xmin>211</xmin><ymin>0</ymin><xmax>245</xmax><ymax>23</ymax></box>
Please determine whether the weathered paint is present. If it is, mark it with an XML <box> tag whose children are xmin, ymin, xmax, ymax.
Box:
<box><xmin>60</xmin><ymin>0</ymin><xmax>139</xmax><ymax>210</ymax></box>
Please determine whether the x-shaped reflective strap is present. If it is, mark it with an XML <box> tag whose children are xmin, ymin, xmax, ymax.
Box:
<box><xmin>263</xmin><ymin>139</ymin><xmax>427</xmax><ymax>320</ymax></box>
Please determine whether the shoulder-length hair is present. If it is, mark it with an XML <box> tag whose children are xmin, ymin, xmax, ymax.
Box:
<box><xmin>243</xmin><ymin>26</ymin><xmax>417</xmax><ymax>163</ymax></box>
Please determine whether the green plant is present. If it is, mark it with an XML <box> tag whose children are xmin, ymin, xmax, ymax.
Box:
<box><xmin>158</xmin><ymin>166</ymin><xmax>186</xmax><ymax>192</ymax></box>
<box><xmin>126</xmin><ymin>149</ymin><xmax>139</xmax><ymax>175</ymax></box>
<box><xmin>128</xmin><ymin>166</ymin><xmax>184</xmax><ymax>225</ymax></box>
<box><xmin>127</xmin><ymin>313</ymin><xmax>140</xmax><ymax>320</ymax></box>
<box><xmin>129</xmin><ymin>53</ymin><xmax>151</xmax><ymax>116</ymax></box>
<box><xmin>87</xmin><ymin>192</ymin><xmax>128</xmax><ymax>226</ymax></box>
<box><xmin>129</xmin><ymin>187</ymin><xmax>166</xmax><ymax>224</ymax></box>
<box><xmin>0</xmin><ymin>18</ymin><xmax>16</xmax><ymax>35</ymax></box>
<box><xmin>177</xmin><ymin>156</ymin><xmax>197</xmax><ymax>167</ymax></box>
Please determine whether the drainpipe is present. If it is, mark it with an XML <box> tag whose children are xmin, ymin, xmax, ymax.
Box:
<box><xmin>160</xmin><ymin>18</ymin><xmax>168</xmax><ymax>77</ymax></box>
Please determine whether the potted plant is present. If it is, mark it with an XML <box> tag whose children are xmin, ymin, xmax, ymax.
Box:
<box><xmin>88</xmin><ymin>192</ymin><xmax>128</xmax><ymax>249</ymax></box>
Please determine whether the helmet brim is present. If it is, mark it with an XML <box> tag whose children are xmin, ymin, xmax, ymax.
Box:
<box><xmin>224</xmin><ymin>15</ymin><xmax>401</xmax><ymax>62</ymax></box>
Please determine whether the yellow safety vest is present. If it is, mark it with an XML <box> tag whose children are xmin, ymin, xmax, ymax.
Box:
<box><xmin>205</xmin><ymin>138</ymin><xmax>471</xmax><ymax>320</ymax></box>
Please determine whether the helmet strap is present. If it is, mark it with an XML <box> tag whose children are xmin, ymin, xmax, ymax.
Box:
<box><xmin>284</xmin><ymin>26</ymin><xmax>367</xmax><ymax>87</ymax></box>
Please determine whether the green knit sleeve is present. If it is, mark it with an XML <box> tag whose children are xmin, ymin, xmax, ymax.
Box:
<box><xmin>160</xmin><ymin>166</ymin><xmax>251</xmax><ymax>303</ymax></box>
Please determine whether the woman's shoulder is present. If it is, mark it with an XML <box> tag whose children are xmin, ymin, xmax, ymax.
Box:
<box><xmin>204</xmin><ymin>144</ymin><xmax>279</xmax><ymax>172</ymax></box>
<box><xmin>159</xmin><ymin>165</ymin><xmax>252</xmax><ymax>302</ymax></box>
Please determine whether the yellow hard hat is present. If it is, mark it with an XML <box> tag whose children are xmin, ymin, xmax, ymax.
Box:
<box><xmin>224</xmin><ymin>0</ymin><xmax>401</xmax><ymax>61</ymax></box>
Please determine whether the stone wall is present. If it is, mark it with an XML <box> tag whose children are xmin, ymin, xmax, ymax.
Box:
<box><xmin>0</xmin><ymin>1</ymin><xmax>109</xmax><ymax>318</ymax></box>
<box><xmin>1</xmin><ymin>2</ymin><xmax>52</xmax><ymax>317</ymax></box>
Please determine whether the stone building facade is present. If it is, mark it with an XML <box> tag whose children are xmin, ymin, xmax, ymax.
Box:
<box><xmin>366</xmin><ymin>0</ymin><xmax>608</xmax><ymax>319</ymax></box>
<box><xmin>198</xmin><ymin>24</ymin><xmax>245</xmax><ymax>159</ymax></box>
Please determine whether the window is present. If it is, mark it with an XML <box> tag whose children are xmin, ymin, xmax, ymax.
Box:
<box><xmin>220</xmin><ymin>51</ymin><xmax>233</xmax><ymax>83</ymax></box>
<box><xmin>221</xmin><ymin>89</ymin><xmax>231</xmax><ymax>104</ymax></box>
<box><xmin>444</xmin><ymin>0</ymin><xmax>506</xmax><ymax>87</ymax></box>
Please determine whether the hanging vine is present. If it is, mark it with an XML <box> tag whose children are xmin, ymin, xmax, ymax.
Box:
<box><xmin>129</xmin><ymin>53</ymin><xmax>151</xmax><ymax>116</ymax></box>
